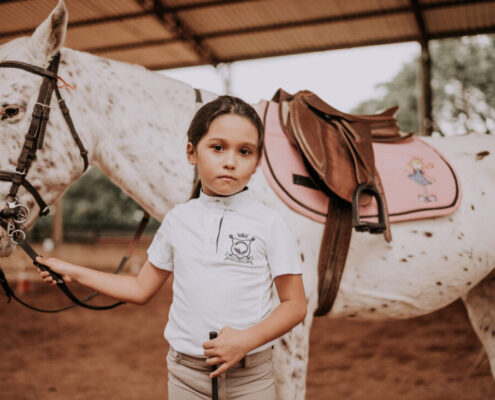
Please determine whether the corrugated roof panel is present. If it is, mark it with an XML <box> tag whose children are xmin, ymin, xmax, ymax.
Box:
<box><xmin>0</xmin><ymin>0</ymin><xmax>58</xmax><ymax>32</ymax></box>
<box><xmin>65</xmin><ymin>16</ymin><xmax>174</xmax><ymax>50</ymax></box>
<box><xmin>65</xmin><ymin>0</ymin><xmax>144</xmax><ymax>21</ymax></box>
<box><xmin>425</xmin><ymin>2</ymin><xmax>495</xmax><ymax>34</ymax></box>
<box><xmin>163</xmin><ymin>0</ymin><xmax>215</xmax><ymax>7</ymax></box>
<box><xmin>0</xmin><ymin>0</ymin><xmax>145</xmax><ymax>33</ymax></box>
<box><xmin>179</xmin><ymin>0</ymin><xmax>411</xmax><ymax>35</ymax></box>
<box><xmin>206</xmin><ymin>13</ymin><xmax>417</xmax><ymax>60</ymax></box>
<box><xmin>100</xmin><ymin>42</ymin><xmax>200</xmax><ymax>68</ymax></box>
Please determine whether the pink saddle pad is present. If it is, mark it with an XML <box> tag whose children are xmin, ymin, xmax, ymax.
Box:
<box><xmin>257</xmin><ymin>100</ymin><xmax>461</xmax><ymax>224</ymax></box>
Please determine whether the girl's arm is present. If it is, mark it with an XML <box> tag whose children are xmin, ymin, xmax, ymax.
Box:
<box><xmin>36</xmin><ymin>257</ymin><xmax>171</xmax><ymax>305</ymax></box>
<box><xmin>203</xmin><ymin>273</ymin><xmax>306</xmax><ymax>377</ymax></box>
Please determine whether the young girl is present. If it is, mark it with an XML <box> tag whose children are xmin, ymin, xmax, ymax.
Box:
<box><xmin>37</xmin><ymin>95</ymin><xmax>306</xmax><ymax>399</ymax></box>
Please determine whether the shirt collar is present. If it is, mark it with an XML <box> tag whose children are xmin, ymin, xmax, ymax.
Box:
<box><xmin>199</xmin><ymin>187</ymin><xmax>252</xmax><ymax>210</ymax></box>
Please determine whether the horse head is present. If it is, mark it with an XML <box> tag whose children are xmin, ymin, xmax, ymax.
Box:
<box><xmin>0</xmin><ymin>1</ymin><xmax>91</xmax><ymax>256</ymax></box>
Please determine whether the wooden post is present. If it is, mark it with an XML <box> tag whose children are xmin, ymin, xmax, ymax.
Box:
<box><xmin>51</xmin><ymin>197</ymin><xmax>63</xmax><ymax>245</ymax></box>
<box><xmin>419</xmin><ymin>40</ymin><xmax>433</xmax><ymax>136</ymax></box>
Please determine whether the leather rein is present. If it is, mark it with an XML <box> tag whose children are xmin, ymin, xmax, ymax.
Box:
<box><xmin>0</xmin><ymin>52</ymin><xmax>148</xmax><ymax>312</ymax></box>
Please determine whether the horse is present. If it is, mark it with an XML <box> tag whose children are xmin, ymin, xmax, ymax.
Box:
<box><xmin>1</xmin><ymin>2</ymin><xmax>494</xmax><ymax>398</ymax></box>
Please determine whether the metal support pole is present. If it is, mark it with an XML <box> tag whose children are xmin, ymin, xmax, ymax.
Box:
<box><xmin>217</xmin><ymin>62</ymin><xmax>232</xmax><ymax>95</ymax></box>
<box><xmin>51</xmin><ymin>197</ymin><xmax>63</xmax><ymax>245</ymax></box>
<box><xmin>419</xmin><ymin>40</ymin><xmax>433</xmax><ymax>136</ymax></box>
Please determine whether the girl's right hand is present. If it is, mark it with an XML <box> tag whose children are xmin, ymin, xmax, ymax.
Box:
<box><xmin>36</xmin><ymin>256</ymin><xmax>76</xmax><ymax>284</ymax></box>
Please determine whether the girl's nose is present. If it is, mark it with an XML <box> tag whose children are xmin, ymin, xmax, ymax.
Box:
<box><xmin>224</xmin><ymin>151</ymin><xmax>236</xmax><ymax>169</ymax></box>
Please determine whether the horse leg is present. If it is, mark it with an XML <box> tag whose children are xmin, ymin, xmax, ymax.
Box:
<box><xmin>273</xmin><ymin>312</ymin><xmax>313</xmax><ymax>400</ymax></box>
<box><xmin>461</xmin><ymin>274</ymin><xmax>495</xmax><ymax>377</ymax></box>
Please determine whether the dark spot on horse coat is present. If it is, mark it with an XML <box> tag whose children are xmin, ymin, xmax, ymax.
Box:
<box><xmin>400</xmin><ymin>258</ymin><xmax>407</xmax><ymax>263</ymax></box>
<box><xmin>471</xmin><ymin>205</ymin><xmax>475</xmax><ymax>210</ymax></box>
<box><xmin>300</xmin><ymin>253</ymin><xmax>304</xmax><ymax>262</ymax></box>
<box><xmin>463</xmin><ymin>267</ymin><xmax>468</xmax><ymax>271</ymax></box>
<box><xmin>348</xmin><ymin>313</ymin><xmax>357</xmax><ymax>318</ymax></box>
<box><xmin>475</xmin><ymin>150</ymin><xmax>490</xmax><ymax>160</ymax></box>
<box><xmin>407</xmin><ymin>254</ymin><xmax>413</xmax><ymax>258</ymax></box>
<box><xmin>444</xmin><ymin>256</ymin><xmax>448</xmax><ymax>260</ymax></box>
<box><xmin>369</xmin><ymin>307</ymin><xmax>376</xmax><ymax>312</ymax></box>
<box><xmin>382</xmin><ymin>304</ymin><xmax>388</xmax><ymax>308</ymax></box>
<box><xmin>424</xmin><ymin>231</ymin><xmax>433</xmax><ymax>237</ymax></box>
<box><xmin>466</xmin><ymin>281</ymin><xmax>472</xmax><ymax>286</ymax></box>
<box><xmin>436</xmin><ymin>281</ymin><xmax>442</xmax><ymax>286</ymax></box>
<box><xmin>411</xmin><ymin>230</ymin><xmax>418</xmax><ymax>234</ymax></box>
<box><xmin>280</xmin><ymin>338</ymin><xmax>289</xmax><ymax>350</ymax></box>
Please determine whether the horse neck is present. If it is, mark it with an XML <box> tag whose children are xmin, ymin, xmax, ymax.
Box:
<box><xmin>59</xmin><ymin>48</ymin><xmax>198</xmax><ymax>219</ymax></box>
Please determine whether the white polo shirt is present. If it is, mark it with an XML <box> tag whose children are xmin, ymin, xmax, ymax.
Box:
<box><xmin>147</xmin><ymin>188</ymin><xmax>302</xmax><ymax>356</ymax></box>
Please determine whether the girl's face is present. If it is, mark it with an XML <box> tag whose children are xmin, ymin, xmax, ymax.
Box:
<box><xmin>187</xmin><ymin>114</ymin><xmax>260</xmax><ymax>197</ymax></box>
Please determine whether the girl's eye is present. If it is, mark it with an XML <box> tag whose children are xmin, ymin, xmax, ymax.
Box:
<box><xmin>213</xmin><ymin>144</ymin><xmax>223</xmax><ymax>151</ymax></box>
<box><xmin>240</xmin><ymin>148</ymin><xmax>252</xmax><ymax>156</ymax></box>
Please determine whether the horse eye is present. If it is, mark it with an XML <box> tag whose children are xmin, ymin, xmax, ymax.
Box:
<box><xmin>1</xmin><ymin>104</ymin><xmax>24</xmax><ymax>122</ymax></box>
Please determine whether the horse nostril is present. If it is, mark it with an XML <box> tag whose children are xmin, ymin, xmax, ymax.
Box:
<box><xmin>5</xmin><ymin>107</ymin><xmax>19</xmax><ymax>117</ymax></box>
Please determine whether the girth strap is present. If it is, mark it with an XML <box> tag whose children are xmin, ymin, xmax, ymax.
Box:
<box><xmin>314</xmin><ymin>192</ymin><xmax>353</xmax><ymax>316</ymax></box>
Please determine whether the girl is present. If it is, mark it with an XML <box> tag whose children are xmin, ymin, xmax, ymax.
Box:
<box><xmin>37</xmin><ymin>95</ymin><xmax>306</xmax><ymax>399</ymax></box>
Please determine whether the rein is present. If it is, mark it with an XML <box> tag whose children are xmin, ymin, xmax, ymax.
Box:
<box><xmin>0</xmin><ymin>52</ymin><xmax>147</xmax><ymax>312</ymax></box>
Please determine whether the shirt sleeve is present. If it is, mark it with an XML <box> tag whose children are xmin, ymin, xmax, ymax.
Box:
<box><xmin>266</xmin><ymin>211</ymin><xmax>302</xmax><ymax>278</ymax></box>
<box><xmin>147</xmin><ymin>209</ymin><xmax>175</xmax><ymax>271</ymax></box>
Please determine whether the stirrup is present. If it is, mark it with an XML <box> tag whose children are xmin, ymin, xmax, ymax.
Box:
<box><xmin>352</xmin><ymin>183</ymin><xmax>386</xmax><ymax>234</ymax></box>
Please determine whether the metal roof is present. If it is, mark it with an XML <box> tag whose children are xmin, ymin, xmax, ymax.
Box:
<box><xmin>1</xmin><ymin>0</ymin><xmax>494</xmax><ymax>70</ymax></box>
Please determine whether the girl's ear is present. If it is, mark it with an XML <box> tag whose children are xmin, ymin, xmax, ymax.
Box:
<box><xmin>186</xmin><ymin>142</ymin><xmax>197</xmax><ymax>165</ymax></box>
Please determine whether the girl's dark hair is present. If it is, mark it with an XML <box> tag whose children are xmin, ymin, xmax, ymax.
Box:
<box><xmin>188</xmin><ymin>95</ymin><xmax>264</xmax><ymax>199</ymax></box>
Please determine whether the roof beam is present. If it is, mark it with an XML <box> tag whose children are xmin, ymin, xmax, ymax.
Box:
<box><xmin>409</xmin><ymin>0</ymin><xmax>429</xmax><ymax>45</ymax></box>
<box><xmin>1</xmin><ymin>0</ymin><xmax>493</xmax><ymax>40</ymax></box>
<box><xmin>0</xmin><ymin>0</ymin><xmax>253</xmax><ymax>39</ymax></box>
<box><xmin>144</xmin><ymin>0</ymin><xmax>219</xmax><ymax>65</ymax></box>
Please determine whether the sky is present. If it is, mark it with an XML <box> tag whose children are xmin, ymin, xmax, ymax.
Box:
<box><xmin>162</xmin><ymin>41</ymin><xmax>420</xmax><ymax>113</ymax></box>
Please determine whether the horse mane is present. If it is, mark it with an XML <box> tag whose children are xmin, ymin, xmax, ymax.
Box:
<box><xmin>0</xmin><ymin>37</ymin><xmax>30</xmax><ymax>61</ymax></box>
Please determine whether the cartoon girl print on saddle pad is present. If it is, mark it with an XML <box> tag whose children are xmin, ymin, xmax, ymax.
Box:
<box><xmin>256</xmin><ymin>100</ymin><xmax>461</xmax><ymax>225</ymax></box>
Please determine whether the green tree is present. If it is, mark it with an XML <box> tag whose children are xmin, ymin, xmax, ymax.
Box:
<box><xmin>30</xmin><ymin>167</ymin><xmax>159</xmax><ymax>241</ymax></box>
<box><xmin>353</xmin><ymin>35</ymin><xmax>495</xmax><ymax>135</ymax></box>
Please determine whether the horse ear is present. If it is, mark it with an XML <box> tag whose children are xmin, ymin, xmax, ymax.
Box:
<box><xmin>30</xmin><ymin>0</ymin><xmax>68</xmax><ymax>62</ymax></box>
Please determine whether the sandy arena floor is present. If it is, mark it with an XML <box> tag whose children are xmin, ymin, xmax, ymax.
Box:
<box><xmin>1</xmin><ymin>243</ymin><xmax>494</xmax><ymax>399</ymax></box>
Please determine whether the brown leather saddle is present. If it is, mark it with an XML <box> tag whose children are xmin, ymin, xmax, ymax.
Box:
<box><xmin>272</xmin><ymin>89</ymin><xmax>409</xmax><ymax>316</ymax></box>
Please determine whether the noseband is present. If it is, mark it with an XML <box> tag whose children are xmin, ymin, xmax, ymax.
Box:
<box><xmin>0</xmin><ymin>53</ymin><xmax>88</xmax><ymax>244</ymax></box>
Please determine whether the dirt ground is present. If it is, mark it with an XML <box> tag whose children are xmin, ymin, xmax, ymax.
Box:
<box><xmin>1</xmin><ymin>243</ymin><xmax>495</xmax><ymax>399</ymax></box>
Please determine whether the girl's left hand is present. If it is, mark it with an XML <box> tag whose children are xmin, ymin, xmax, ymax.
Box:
<box><xmin>203</xmin><ymin>326</ymin><xmax>251</xmax><ymax>378</ymax></box>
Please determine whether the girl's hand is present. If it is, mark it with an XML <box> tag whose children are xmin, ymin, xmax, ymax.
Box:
<box><xmin>36</xmin><ymin>256</ymin><xmax>76</xmax><ymax>284</ymax></box>
<box><xmin>203</xmin><ymin>326</ymin><xmax>252</xmax><ymax>378</ymax></box>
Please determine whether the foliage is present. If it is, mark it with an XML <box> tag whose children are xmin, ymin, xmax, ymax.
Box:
<box><xmin>30</xmin><ymin>167</ymin><xmax>159</xmax><ymax>241</ymax></box>
<box><xmin>352</xmin><ymin>35</ymin><xmax>495</xmax><ymax>135</ymax></box>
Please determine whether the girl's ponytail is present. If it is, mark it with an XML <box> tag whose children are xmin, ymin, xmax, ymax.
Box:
<box><xmin>190</xmin><ymin>167</ymin><xmax>202</xmax><ymax>199</ymax></box>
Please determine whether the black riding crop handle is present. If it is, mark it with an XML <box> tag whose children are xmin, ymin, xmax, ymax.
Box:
<box><xmin>209</xmin><ymin>331</ymin><xmax>219</xmax><ymax>400</ymax></box>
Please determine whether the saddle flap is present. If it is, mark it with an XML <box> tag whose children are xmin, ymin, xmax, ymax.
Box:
<box><xmin>288</xmin><ymin>95</ymin><xmax>375</xmax><ymax>204</ymax></box>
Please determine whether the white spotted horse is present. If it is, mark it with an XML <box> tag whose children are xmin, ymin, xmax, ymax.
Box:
<box><xmin>1</xmin><ymin>1</ymin><xmax>495</xmax><ymax>399</ymax></box>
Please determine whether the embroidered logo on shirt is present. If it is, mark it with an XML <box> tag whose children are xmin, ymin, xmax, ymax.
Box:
<box><xmin>225</xmin><ymin>233</ymin><xmax>255</xmax><ymax>264</ymax></box>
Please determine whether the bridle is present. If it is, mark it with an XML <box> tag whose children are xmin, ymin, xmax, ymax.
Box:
<box><xmin>0</xmin><ymin>52</ymin><xmax>145</xmax><ymax>312</ymax></box>
<box><xmin>0</xmin><ymin>52</ymin><xmax>88</xmax><ymax>244</ymax></box>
